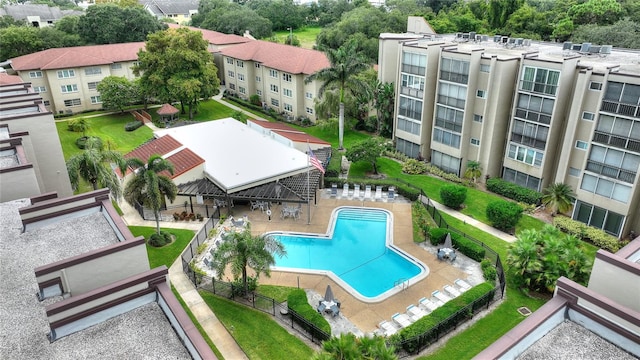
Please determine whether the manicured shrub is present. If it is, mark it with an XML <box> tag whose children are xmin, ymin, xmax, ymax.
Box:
<box><xmin>553</xmin><ymin>216</ymin><xmax>621</xmax><ymax>252</ymax></box>
<box><xmin>148</xmin><ymin>231</ymin><xmax>171</xmax><ymax>247</ymax></box>
<box><xmin>486</xmin><ymin>177</ymin><xmax>542</xmax><ymax>205</ymax></box>
<box><xmin>428</xmin><ymin>227</ymin><xmax>449</xmax><ymax>245</ymax></box>
<box><xmin>402</xmin><ymin>159</ymin><xmax>427</xmax><ymax>175</ymax></box>
<box><xmin>124</xmin><ymin>120</ymin><xmax>144</xmax><ymax>131</ymax></box>
<box><xmin>481</xmin><ymin>259</ymin><xmax>497</xmax><ymax>282</ymax></box>
<box><xmin>287</xmin><ymin>289</ymin><xmax>331</xmax><ymax>335</ymax></box>
<box><xmin>486</xmin><ymin>200</ymin><xmax>523</xmax><ymax>231</ymax></box>
<box><xmin>451</xmin><ymin>233</ymin><xmax>486</xmax><ymax>262</ymax></box>
<box><xmin>75</xmin><ymin>136</ymin><xmax>103</xmax><ymax>149</ymax></box>
<box><xmin>440</xmin><ymin>184</ymin><xmax>467</xmax><ymax>209</ymax></box>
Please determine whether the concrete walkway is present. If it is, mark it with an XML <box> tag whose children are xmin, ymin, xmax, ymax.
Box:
<box><xmin>420</xmin><ymin>195</ymin><xmax>517</xmax><ymax>243</ymax></box>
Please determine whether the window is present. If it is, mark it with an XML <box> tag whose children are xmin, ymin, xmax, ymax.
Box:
<box><xmin>236</xmin><ymin>60</ymin><xmax>244</xmax><ymax>67</ymax></box>
<box><xmin>398</xmin><ymin>96</ymin><xmax>423</xmax><ymax>120</ymax></box>
<box><xmin>581</xmin><ymin>174</ymin><xmax>631</xmax><ymax>203</ymax></box>
<box><xmin>283</xmin><ymin>88</ymin><xmax>292</xmax><ymax>97</ymax></box>
<box><xmin>520</xmin><ymin>66</ymin><xmax>560</xmax><ymax>95</ymax></box>
<box><xmin>90</xmin><ymin>96</ymin><xmax>102</xmax><ymax>104</ymax></box>
<box><xmin>503</xmin><ymin>167</ymin><xmax>541</xmax><ymax>190</ymax></box>
<box><xmin>470</xmin><ymin>138</ymin><xmax>480</xmax><ymax>146</ymax></box>
<box><xmin>29</xmin><ymin>71</ymin><xmax>43</xmax><ymax>78</ymax></box>
<box><xmin>256</xmin><ymin>90</ymin><xmax>262</xmax><ymax>96</ymax></box>
<box><xmin>573</xmin><ymin>201</ymin><xmax>624</xmax><ymax>236</ymax></box>
<box><xmin>239</xmin><ymin>87</ymin><xmax>246</xmax><ymax>94</ymax></box>
<box><xmin>226</xmin><ymin>58</ymin><xmax>233</xmax><ymax>64</ymax></box>
<box><xmin>431</xmin><ymin>150</ymin><xmax>461</xmax><ymax>176</ymax></box>
<box><xmin>435</xmin><ymin>105</ymin><xmax>464</xmax><ymax>133</ymax></box>
<box><xmin>575</xmin><ymin>140</ymin><xmax>588</xmax><ymax>150</ymax></box>
<box><xmin>84</xmin><ymin>67</ymin><xmax>102</xmax><ymax>76</ymax></box>
<box><xmin>433</xmin><ymin>128</ymin><xmax>461</xmax><ymax>148</ymax></box>
<box><xmin>437</xmin><ymin>82</ymin><xmax>466</xmax><ymax>109</ymax></box>
<box><xmin>480</xmin><ymin>64</ymin><xmax>491</xmax><ymax>73</ymax></box>
<box><xmin>33</xmin><ymin>86</ymin><xmax>46</xmax><ymax>93</ymax></box>
<box><xmin>401</xmin><ymin>73</ymin><xmax>425</xmax><ymax>97</ymax></box>
<box><xmin>227</xmin><ymin>71</ymin><xmax>234</xmax><ymax>78</ymax></box>
<box><xmin>515</xmin><ymin>93</ymin><xmax>555</xmax><ymax>124</ymax></box>
<box><xmin>111</xmin><ymin>63</ymin><xmax>122</xmax><ymax>70</ymax></box>
<box><xmin>305</xmin><ymin>92</ymin><xmax>313</xmax><ymax>99</ymax></box>
<box><xmin>270</xmin><ymin>84</ymin><xmax>278</xmax><ymax>93</ymax></box>
<box><xmin>473</xmin><ymin>114</ymin><xmax>483</xmax><ymax>123</ymax></box>
<box><xmin>582</xmin><ymin>111</ymin><xmax>595</xmax><ymax>121</ymax></box>
<box><xmin>238</xmin><ymin>74</ymin><xmax>245</xmax><ymax>81</ymax></box>
<box><xmin>271</xmin><ymin>98</ymin><xmax>279</xmax><ymax>107</ymax></box>
<box><xmin>43</xmin><ymin>100</ymin><xmax>50</xmax><ymax>106</ymax></box>
<box><xmin>589</xmin><ymin>82</ymin><xmax>602</xmax><ymax>91</ymax></box>
<box><xmin>397</xmin><ymin>118</ymin><xmax>421</xmax><ymax>135</ymax></box>
<box><xmin>439</xmin><ymin>58</ymin><xmax>470</xmax><ymax>84</ymax></box>
<box><xmin>87</xmin><ymin>81</ymin><xmax>100</xmax><ymax>90</ymax></box>
<box><xmin>306</xmin><ymin>107</ymin><xmax>314</xmax><ymax>114</ymax></box>
<box><xmin>255</xmin><ymin>63</ymin><xmax>261</xmax><ymax>69</ymax></box>
<box><xmin>508</xmin><ymin>143</ymin><xmax>543</xmax><ymax>166</ymax></box>
<box><xmin>60</xmin><ymin>84</ymin><xmax>78</xmax><ymax>93</ymax></box>
<box><xmin>64</xmin><ymin>98</ymin><xmax>81</xmax><ymax>107</ymax></box>
<box><xmin>586</xmin><ymin>144</ymin><xmax>639</xmax><ymax>183</ymax></box>
<box><xmin>256</xmin><ymin>76</ymin><xmax>261</xmax><ymax>82</ymax></box>
<box><xmin>401</xmin><ymin>52</ymin><xmax>427</xmax><ymax>76</ymax></box>
<box><xmin>284</xmin><ymin>103</ymin><xmax>293</xmax><ymax>112</ymax></box>
<box><xmin>269</xmin><ymin>69</ymin><xmax>278</xmax><ymax>78</ymax></box>
<box><xmin>57</xmin><ymin>69</ymin><xmax>75</xmax><ymax>78</ymax></box>
<box><xmin>283</xmin><ymin>73</ymin><xmax>292</xmax><ymax>82</ymax></box>
<box><xmin>228</xmin><ymin>83</ymin><xmax>235</xmax><ymax>90</ymax></box>
<box><xmin>396</xmin><ymin>138</ymin><xmax>420</xmax><ymax>158</ymax></box>
<box><xmin>476</xmin><ymin>90</ymin><xmax>486</xmax><ymax>98</ymax></box>
<box><xmin>569</xmin><ymin>167</ymin><xmax>580</xmax><ymax>177</ymax></box>
<box><xmin>511</xmin><ymin>119</ymin><xmax>549</xmax><ymax>150</ymax></box>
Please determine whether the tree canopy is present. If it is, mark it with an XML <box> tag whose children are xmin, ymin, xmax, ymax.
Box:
<box><xmin>345</xmin><ymin>137</ymin><xmax>386</xmax><ymax>174</ymax></box>
<box><xmin>0</xmin><ymin>25</ymin><xmax>82</xmax><ymax>61</ymax></box>
<box><xmin>97</xmin><ymin>76</ymin><xmax>141</xmax><ymax>113</ymax></box>
<box><xmin>77</xmin><ymin>4</ymin><xmax>166</xmax><ymax>44</ymax></box>
<box><xmin>135</xmin><ymin>27</ymin><xmax>220</xmax><ymax>119</ymax></box>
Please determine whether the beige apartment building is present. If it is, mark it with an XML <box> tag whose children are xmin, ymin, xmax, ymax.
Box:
<box><xmin>219</xmin><ymin>40</ymin><xmax>330</xmax><ymax>123</ymax></box>
<box><xmin>379</xmin><ymin>18</ymin><xmax>640</xmax><ymax>238</ymax></box>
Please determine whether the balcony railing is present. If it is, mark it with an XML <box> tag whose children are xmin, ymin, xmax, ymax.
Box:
<box><xmin>400</xmin><ymin>86</ymin><xmax>424</xmax><ymax>99</ymax></box>
<box><xmin>514</xmin><ymin>108</ymin><xmax>551</xmax><ymax>124</ymax></box>
<box><xmin>593</xmin><ymin>131</ymin><xmax>640</xmax><ymax>153</ymax></box>
<box><xmin>585</xmin><ymin>160</ymin><xmax>636</xmax><ymax>183</ymax></box>
<box><xmin>511</xmin><ymin>133</ymin><xmax>547</xmax><ymax>150</ymax></box>
<box><xmin>600</xmin><ymin>100</ymin><xmax>640</xmax><ymax>117</ymax></box>
<box><xmin>439</xmin><ymin>71</ymin><xmax>469</xmax><ymax>84</ymax></box>
<box><xmin>520</xmin><ymin>80</ymin><xmax>558</xmax><ymax>96</ymax></box>
<box><xmin>401</xmin><ymin>64</ymin><xmax>426</xmax><ymax>76</ymax></box>
<box><xmin>398</xmin><ymin>108</ymin><xmax>422</xmax><ymax>120</ymax></box>
<box><xmin>435</xmin><ymin>118</ymin><xmax>462</xmax><ymax>133</ymax></box>
<box><xmin>437</xmin><ymin>95</ymin><xmax>465</xmax><ymax>110</ymax></box>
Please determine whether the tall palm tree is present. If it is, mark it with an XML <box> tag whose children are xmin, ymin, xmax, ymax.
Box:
<box><xmin>66</xmin><ymin>137</ymin><xmax>127</xmax><ymax>198</ymax></box>
<box><xmin>541</xmin><ymin>182</ymin><xmax>576</xmax><ymax>215</ymax></box>
<box><xmin>123</xmin><ymin>155</ymin><xmax>178</xmax><ymax>235</ymax></box>
<box><xmin>306</xmin><ymin>40</ymin><xmax>370</xmax><ymax>150</ymax></box>
<box><xmin>211</xmin><ymin>226</ymin><xmax>286</xmax><ymax>295</ymax></box>
<box><xmin>464</xmin><ymin>160</ymin><xmax>482</xmax><ymax>183</ymax></box>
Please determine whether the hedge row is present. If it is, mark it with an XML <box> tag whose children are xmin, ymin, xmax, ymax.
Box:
<box><xmin>553</xmin><ymin>216</ymin><xmax>622</xmax><ymax>252</ymax></box>
<box><xmin>287</xmin><ymin>289</ymin><xmax>331</xmax><ymax>334</ymax></box>
<box><xmin>486</xmin><ymin>178</ymin><xmax>542</xmax><ymax>205</ymax></box>
<box><xmin>428</xmin><ymin>227</ymin><xmax>486</xmax><ymax>261</ymax></box>
<box><xmin>125</xmin><ymin>120</ymin><xmax>144</xmax><ymax>131</ymax></box>
<box><xmin>390</xmin><ymin>282</ymin><xmax>495</xmax><ymax>353</ymax></box>
<box><xmin>323</xmin><ymin>177</ymin><xmax>421</xmax><ymax>201</ymax></box>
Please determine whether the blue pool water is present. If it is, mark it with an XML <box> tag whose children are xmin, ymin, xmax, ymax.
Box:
<box><xmin>269</xmin><ymin>207</ymin><xmax>424</xmax><ymax>300</ymax></box>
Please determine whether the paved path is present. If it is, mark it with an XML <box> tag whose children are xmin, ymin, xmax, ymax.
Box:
<box><xmin>420</xmin><ymin>195</ymin><xmax>517</xmax><ymax>243</ymax></box>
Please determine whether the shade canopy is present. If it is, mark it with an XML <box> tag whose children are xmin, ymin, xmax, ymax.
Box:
<box><xmin>324</xmin><ymin>285</ymin><xmax>334</xmax><ymax>303</ymax></box>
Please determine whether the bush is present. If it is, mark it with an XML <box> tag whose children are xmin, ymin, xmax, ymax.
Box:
<box><xmin>148</xmin><ymin>231</ymin><xmax>172</xmax><ymax>247</ymax></box>
<box><xmin>486</xmin><ymin>200</ymin><xmax>523</xmax><ymax>231</ymax></box>
<box><xmin>231</xmin><ymin>276</ymin><xmax>258</xmax><ymax>296</ymax></box>
<box><xmin>486</xmin><ymin>178</ymin><xmax>542</xmax><ymax>205</ymax></box>
<box><xmin>553</xmin><ymin>216</ymin><xmax>621</xmax><ymax>252</ymax></box>
<box><xmin>402</xmin><ymin>159</ymin><xmax>427</xmax><ymax>175</ymax></box>
<box><xmin>451</xmin><ymin>233</ymin><xmax>486</xmax><ymax>262</ymax></box>
<box><xmin>75</xmin><ymin>136</ymin><xmax>103</xmax><ymax>149</ymax></box>
<box><xmin>287</xmin><ymin>289</ymin><xmax>331</xmax><ymax>335</ymax></box>
<box><xmin>428</xmin><ymin>227</ymin><xmax>449</xmax><ymax>245</ymax></box>
<box><xmin>440</xmin><ymin>184</ymin><xmax>467</xmax><ymax>209</ymax></box>
<box><xmin>124</xmin><ymin>120</ymin><xmax>144</xmax><ymax>131</ymax></box>
<box><xmin>249</xmin><ymin>94</ymin><xmax>262</xmax><ymax>106</ymax></box>
<box><xmin>481</xmin><ymin>259</ymin><xmax>497</xmax><ymax>282</ymax></box>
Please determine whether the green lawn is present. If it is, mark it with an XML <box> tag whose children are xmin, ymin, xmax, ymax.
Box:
<box><xmin>199</xmin><ymin>291</ymin><xmax>315</xmax><ymax>360</ymax></box>
<box><xmin>273</xmin><ymin>26</ymin><xmax>322</xmax><ymax>49</ymax></box>
<box><xmin>129</xmin><ymin>226</ymin><xmax>194</xmax><ymax>268</ymax></box>
<box><xmin>189</xmin><ymin>99</ymin><xmax>238</xmax><ymax>121</ymax></box>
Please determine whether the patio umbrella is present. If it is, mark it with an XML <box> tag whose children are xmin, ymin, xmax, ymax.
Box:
<box><xmin>324</xmin><ymin>285</ymin><xmax>334</xmax><ymax>303</ymax></box>
<box><xmin>444</xmin><ymin>233</ymin><xmax>453</xmax><ymax>249</ymax></box>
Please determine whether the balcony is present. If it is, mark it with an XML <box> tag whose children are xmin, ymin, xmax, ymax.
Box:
<box><xmin>515</xmin><ymin>109</ymin><xmax>551</xmax><ymax>124</ymax></box>
<box><xmin>400</xmin><ymin>86</ymin><xmax>424</xmax><ymax>99</ymax></box>
<box><xmin>401</xmin><ymin>64</ymin><xmax>426</xmax><ymax>76</ymax></box>
<box><xmin>601</xmin><ymin>100</ymin><xmax>640</xmax><ymax>117</ymax></box>
<box><xmin>520</xmin><ymin>80</ymin><xmax>558</xmax><ymax>96</ymax></box>
<box><xmin>593</xmin><ymin>131</ymin><xmax>640</xmax><ymax>153</ymax></box>
<box><xmin>585</xmin><ymin>160</ymin><xmax>636</xmax><ymax>183</ymax></box>
<box><xmin>511</xmin><ymin>133</ymin><xmax>546</xmax><ymax>150</ymax></box>
<box><xmin>437</xmin><ymin>95</ymin><xmax>465</xmax><ymax>110</ymax></box>
<box><xmin>439</xmin><ymin>70</ymin><xmax>468</xmax><ymax>84</ymax></box>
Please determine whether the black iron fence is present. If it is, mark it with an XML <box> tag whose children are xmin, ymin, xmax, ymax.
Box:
<box><xmin>180</xmin><ymin>217</ymin><xmax>217</xmax><ymax>272</ymax></box>
<box><xmin>135</xmin><ymin>201</ymin><xmax>220</xmax><ymax>222</ymax></box>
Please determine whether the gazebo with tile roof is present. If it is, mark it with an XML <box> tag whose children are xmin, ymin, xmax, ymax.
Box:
<box><xmin>157</xmin><ymin>103</ymin><xmax>180</xmax><ymax>124</ymax></box>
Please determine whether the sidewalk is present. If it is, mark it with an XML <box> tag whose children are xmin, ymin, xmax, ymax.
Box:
<box><xmin>420</xmin><ymin>195</ymin><xmax>517</xmax><ymax>243</ymax></box>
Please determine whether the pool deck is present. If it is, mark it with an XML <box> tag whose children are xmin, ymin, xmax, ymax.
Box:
<box><xmin>243</xmin><ymin>189</ymin><xmax>468</xmax><ymax>334</ymax></box>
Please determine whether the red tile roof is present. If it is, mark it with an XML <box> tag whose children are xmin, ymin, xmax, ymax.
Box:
<box><xmin>124</xmin><ymin>135</ymin><xmax>182</xmax><ymax>161</ymax></box>
<box><xmin>10</xmin><ymin>42</ymin><xmax>145</xmax><ymax>71</ymax></box>
<box><xmin>0</xmin><ymin>73</ymin><xmax>24</xmax><ymax>85</ymax></box>
<box><xmin>167</xmin><ymin>24</ymin><xmax>252</xmax><ymax>46</ymax></box>
<box><xmin>157</xmin><ymin>103</ymin><xmax>179</xmax><ymax>115</ymax></box>
<box><xmin>219</xmin><ymin>40</ymin><xmax>329</xmax><ymax>74</ymax></box>
<box><xmin>162</xmin><ymin>148</ymin><xmax>205</xmax><ymax>178</ymax></box>
<box><xmin>272</xmin><ymin>130</ymin><xmax>330</xmax><ymax>146</ymax></box>
<box><xmin>248</xmin><ymin>119</ymin><xmax>300</xmax><ymax>132</ymax></box>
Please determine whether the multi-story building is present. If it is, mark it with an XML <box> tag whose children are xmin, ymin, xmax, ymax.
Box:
<box><xmin>218</xmin><ymin>40</ymin><xmax>330</xmax><ymax>123</ymax></box>
<box><xmin>379</xmin><ymin>17</ymin><xmax>640</xmax><ymax>238</ymax></box>
<box><xmin>140</xmin><ymin>0</ymin><xmax>199</xmax><ymax>25</ymax></box>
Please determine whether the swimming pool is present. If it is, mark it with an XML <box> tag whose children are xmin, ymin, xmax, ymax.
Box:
<box><xmin>267</xmin><ymin>206</ymin><xmax>428</xmax><ymax>302</ymax></box>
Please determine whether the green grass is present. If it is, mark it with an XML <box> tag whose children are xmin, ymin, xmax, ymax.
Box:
<box><xmin>56</xmin><ymin>113</ymin><xmax>154</xmax><ymax>160</ymax></box>
<box><xmin>189</xmin><ymin>99</ymin><xmax>238</xmax><ymax>121</ymax></box>
<box><xmin>199</xmin><ymin>291</ymin><xmax>315</xmax><ymax>360</ymax></box>
<box><xmin>171</xmin><ymin>286</ymin><xmax>224</xmax><ymax>359</ymax></box>
<box><xmin>273</xmin><ymin>26</ymin><xmax>322</xmax><ymax>49</ymax></box>
<box><xmin>256</xmin><ymin>285</ymin><xmax>298</xmax><ymax>303</ymax></box>
<box><xmin>129</xmin><ymin>226</ymin><xmax>194</xmax><ymax>268</ymax></box>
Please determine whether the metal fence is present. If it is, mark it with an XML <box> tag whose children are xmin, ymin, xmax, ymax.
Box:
<box><xmin>180</xmin><ymin>216</ymin><xmax>217</xmax><ymax>272</ymax></box>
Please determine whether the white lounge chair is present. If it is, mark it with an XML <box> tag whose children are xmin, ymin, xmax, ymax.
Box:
<box><xmin>432</xmin><ymin>290</ymin><xmax>452</xmax><ymax>304</ymax></box>
<box><xmin>378</xmin><ymin>320</ymin><xmax>398</xmax><ymax>336</ymax></box>
<box><xmin>375</xmin><ymin>186</ymin><xmax>383</xmax><ymax>201</ymax></box>
<box><xmin>387</xmin><ymin>186</ymin><xmax>395</xmax><ymax>202</ymax></box>
<box><xmin>455</xmin><ymin>279</ymin><xmax>472</xmax><ymax>292</ymax></box>
<box><xmin>418</xmin><ymin>297</ymin><xmax>439</xmax><ymax>312</ymax></box>
<box><xmin>444</xmin><ymin>285</ymin><xmax>461</xmax><ymax>298</ymax></box>
<box><xmin>342</xmin><ymin>183</ymin><xmax>349</xmax><ymax>198</ymax></box>
<box><xmin>364</xmin><ymin>185</ymin><xmax>372</xmax><ymax>200</ymax></box>
<box><xmin>330</xmin><ymin>183</ymin><xmax>338</xmax><ymax>198</ymax></box>
<box><xmin>406</xmin><ymin>304</ymin><xmax>428</xmax><ymax>322</ymax></box>
<box><xmin>392</xmin><ymin>312</ymin><xmax>412</xmax><ymax>328</ymax></box>
<box><xmin>352</xmin><ymin>184</ymin><xmax>360</xmax><ymax>199</ymax></box>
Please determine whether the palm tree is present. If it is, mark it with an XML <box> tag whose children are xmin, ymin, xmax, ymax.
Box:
<box><xmin>211</xmin><ymin>226</ymin><xmax>286</xmax><ymax>295</ymax></box>
<box><xmin>464</xmin><ymin>160</ymin><xmax>482</xmax><ymax>183</ymax></box>
<box><xmin>66</xmin><ymin>137</ymin><xmax>127</xmax><ymax>198</ymax></box>
<box><xmin>123</xmin><ymin>155</ymin><xmax>178</xmax><ymax>235</ymax></box>
<box><xmin>312</xmin><ymin>333</ymin><xmax>397</xmax><ymax>360</ymax></box>
<box><xmin>541</xmin><ymin>182</ymin><xmax>576</xmax><ymax>215</ymax></box>
<box><xmin>305</xmin><ymin>40</ymin><xmax>370</xmax><ymax>150</ymax></box>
